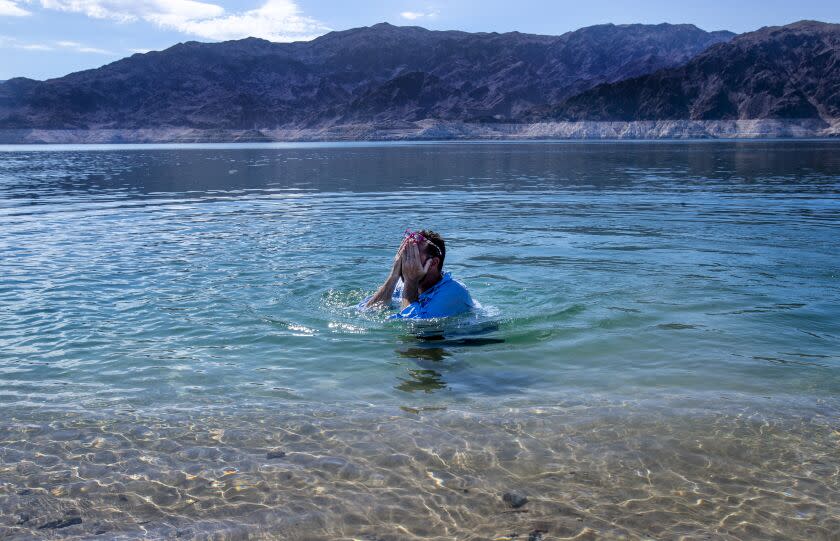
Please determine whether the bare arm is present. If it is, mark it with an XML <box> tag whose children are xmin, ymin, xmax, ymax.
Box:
<box><xmin>366</xmin><ymin>273</ymin><xmax>401</xmax><ymax>308</ymax></box>
<box><xmin>401</xmin><ymin>280</ymin><xmax>419</xmax><ymax>309</ymax></box>
<box><xmin>365</xmin><ymin>240</ymin><xmax>406</xmax><ymax>309</ymax></box>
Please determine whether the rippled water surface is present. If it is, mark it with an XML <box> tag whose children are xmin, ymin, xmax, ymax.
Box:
<box><xmin>1</xmin><ymin>141</ymin><xmax>838</xmax><ymax>539</ymax></box>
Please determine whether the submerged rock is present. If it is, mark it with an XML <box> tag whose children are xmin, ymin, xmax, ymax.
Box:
<box><xmin>528</xmin><ymin>529</ymin><xmax>547</xmax><ymax>541</ymax></box>
<box><xmin>38</xmin><ymin>516</ymin><xmax>82</xmax><ymax>529</ymax></box>
<box><xmin>502</xmin><ymin>491</ymin><xmax>528</xmax><ymax>508</ymax></box>
<box><xmin>266</xmin><ymin>449</ymin><xmax>287</xmax><ymax>459</ymax></box>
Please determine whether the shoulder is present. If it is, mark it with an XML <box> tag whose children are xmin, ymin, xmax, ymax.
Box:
<box><xmin>442</xmin><ymin>273</ymin><xmax>469</xmax><ymax>291</ymax></box>
<box><xmin>430</xmin><ymin>273</ymin><xmax>473</xmax><ymax>304</ymax></box>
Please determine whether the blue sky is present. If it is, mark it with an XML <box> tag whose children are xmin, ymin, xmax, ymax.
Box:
<box><xmin>1</xmin><ymin>0</ymin><xmax>838</xmax><ymax>80</ymax></box>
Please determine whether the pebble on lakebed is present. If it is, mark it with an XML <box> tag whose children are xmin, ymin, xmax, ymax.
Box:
<box><xmin>502</xmin><ymin>491</ymin><xmax>528</xmax><ymax>508</ymax></box>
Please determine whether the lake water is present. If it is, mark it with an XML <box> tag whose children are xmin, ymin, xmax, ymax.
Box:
<box><xmin>0</xmin><ymin>141</ymin><xmax>838</xmax><ymax>539</ymax></box>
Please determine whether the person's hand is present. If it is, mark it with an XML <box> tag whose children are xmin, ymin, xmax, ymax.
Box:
<box><xmin>389</xmin><ymin>237</ymin><xmax>407</xmax><ymax>279</ymax></box>
<box><xmin>401</xmin><ymin>241</ymin><xmax>432</xmax><ymax>284</ymax></box>
<box><xmin>366</xmin><ymin>237</ymin><xmax>407</xmax><ymax>309</ymax></box>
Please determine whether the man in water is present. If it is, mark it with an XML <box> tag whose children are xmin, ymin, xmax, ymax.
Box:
<box><xmin>364</xmin><ymin>229</ymin><xmax>474</xmax><ymax>319</ymax></box>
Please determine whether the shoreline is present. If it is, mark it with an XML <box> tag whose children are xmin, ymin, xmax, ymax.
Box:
<box><xmin>1</xmin><ymin>118</ymin><xmax>838</xmax><ymax>144</ymax></box>
<box><xmin>2</xmin><ymin>397</ymin><xmax>837</xmax><ymax>539</ymax></box>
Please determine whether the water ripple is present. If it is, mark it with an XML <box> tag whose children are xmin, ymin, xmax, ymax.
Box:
<box><xmin>1</xmin><ymin>141</ymin><xmax>839</xmax><ymax>538</ymax></box>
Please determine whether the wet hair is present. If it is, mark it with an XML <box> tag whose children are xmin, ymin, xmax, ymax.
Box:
<box><xmin>419</xmin><ymin>230</ymin><xmax>445</xmax><ymax>269</ymax></box>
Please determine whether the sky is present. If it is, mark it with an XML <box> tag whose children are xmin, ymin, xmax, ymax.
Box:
<box><xmin>1</xmin><ymin>0</ymin><xmax>838</xmax><ymax>80</ymax></box>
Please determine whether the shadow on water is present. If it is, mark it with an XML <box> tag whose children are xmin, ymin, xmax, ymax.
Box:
<box><xmin>397</xmin><ymin>346</ymin><xmax>452</xmax><ymax>362</ymax></box>
<box><xmin>392</xmin><ymin>321</ymin><xmax>507</xmax><ymax>394</ymax></box>
<box><xmin>416</xmin><ymin>336</ymin><xmax>508</xmax><ymax>347</ymax></box>
<box><xmin>394</xmin><ymin>345</ymin><xmax>452</xmax><ymax>394</ymax></box>
<box><xmin>396</xmin><ymin>367</ymin><xmax>448</xmax><ymax>393</ymax></box>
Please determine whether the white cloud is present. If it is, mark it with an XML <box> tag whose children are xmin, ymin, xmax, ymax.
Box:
<box><xmin>20</xmin><ymin>43</ymin><xmax>53</xmax><ymax>50</ymax></box>
<box><xmin>400</xmin><ymin>10</ymin><xmax>438</xmax><ymax>21</ymax></box>
<box><xmin>0</xmin><ymin>0</ymin><xmax>30</xmax><ymax>16</ymax></box>
<box><xmin>0</xmin><ymin>36</ymin><xmax>51</xmax><ymax>50</ymax></box>
<box><xmin>77</xmin><ymin>45</ymin><xmax>111</xmax><ymax>53</ymax></box>
<box><xmin>38</xmin><ymin>0</ymin><xmax>330</xmax><ymax>42</ymax></box>
<box><xmin>0</xmin><ymin>37</ymin><xmax>114</xmax><ymax>54</ymax></box>
<box><xmin>39</xmin><ymin>0</ymin><xmax>224</xmax><ymax>23</ymax></box>
<box><xmin>55</xmin><ymin>39</ymin><xmax>112</xmax><ymax>53</ymax></box>
<box><xmin>165</xmin><ymin>0</ymin><xmax>330</xmax><ymax>41</ymax></box>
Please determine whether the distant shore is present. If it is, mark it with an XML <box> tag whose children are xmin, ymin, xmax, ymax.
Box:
<box><xmin>1</xmin><ymin>119</ymin><xmax>837</xmax><ymax>144</ymax></box>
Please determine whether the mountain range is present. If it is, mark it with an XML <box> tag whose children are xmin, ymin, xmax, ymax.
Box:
<box><xmin>549</xmin><ymin>21</ymin><xmax>839</xmax><ymax>123</ymax></box>
<box><xmin>0</xmin><ymin>20</ymin><xmax>837</xmax><ymax>142</ymax></box>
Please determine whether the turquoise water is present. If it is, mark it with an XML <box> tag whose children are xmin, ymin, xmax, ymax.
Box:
<box><xmin>1</xmin><ymin>141</ymin><xmax>838</xmax><ymax>539</ymax></box>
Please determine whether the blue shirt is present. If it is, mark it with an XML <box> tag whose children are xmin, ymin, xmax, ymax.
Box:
<box><xmin>391</xmin><ymin>272</ymin><xmax>474</xmax><ymax>320</ymax></box>
<box><xmin>359</xmin><ymin>272</ymin><xmax>474</xmax><ymax>320</ymax></box>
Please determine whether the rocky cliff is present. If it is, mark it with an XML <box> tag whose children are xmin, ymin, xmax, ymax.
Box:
<box><xmin>0</xmin><ymin>22</ymin><xmax>733</xmax><ymax>131</ymax></box>
<box><xmin>548</xmin><ymin>21</ymin><xmax>839</xmax><ymax>124</ymax></box>
<box><xmin>1</xmin><ymin>20</ymin><xmax>836</xmax><ymax>142</ymax></box>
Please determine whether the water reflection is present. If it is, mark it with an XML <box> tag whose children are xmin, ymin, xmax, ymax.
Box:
<box><xmin>395</xmin><ymin>347</ymin><xmax>450</xmax><ymax>394</ymax></box>
<box><xmin>2</xmin><ymin>141</ymin><xmax>840</xmax><ymax>206</ymax></box>
<box><xmin>397</xmin><ymin>346</ymin><xmax>451</xmax><ymax>362</ymax></box>
<box><xmin>393</xmin><ymin>333</ymin><xmax>508</xmax><ymax>395</ymax></box>
<box><xmin>1</xmin><ymin>141</ymin><xmax>838</xmax><ymax>410</ymax></box>
<box><xmin>1</xmin><ymin>141</ymin><xmax>839</xmax><ymax>540</ymax></box>
<box><xmin>396</xmin><ymin>368</ymin><xmax>448</xmax><ymax>393</ymax></box>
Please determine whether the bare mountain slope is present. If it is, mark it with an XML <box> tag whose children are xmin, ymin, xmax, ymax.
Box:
<box><xmin>0</xmin><ymin>22</ymin><xmax>733</xmax><ymax>130</ymax></box>
<box><xmin>548</xmin><ymin>21</ymin><xmax>840</xmax><ymax>122</ymax></box>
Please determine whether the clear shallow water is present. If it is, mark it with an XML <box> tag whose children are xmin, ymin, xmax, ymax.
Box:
<box><xmin>0</xmin><ymin>141</ymin><xmax>838</xmax><ymax>539</ymax></box>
